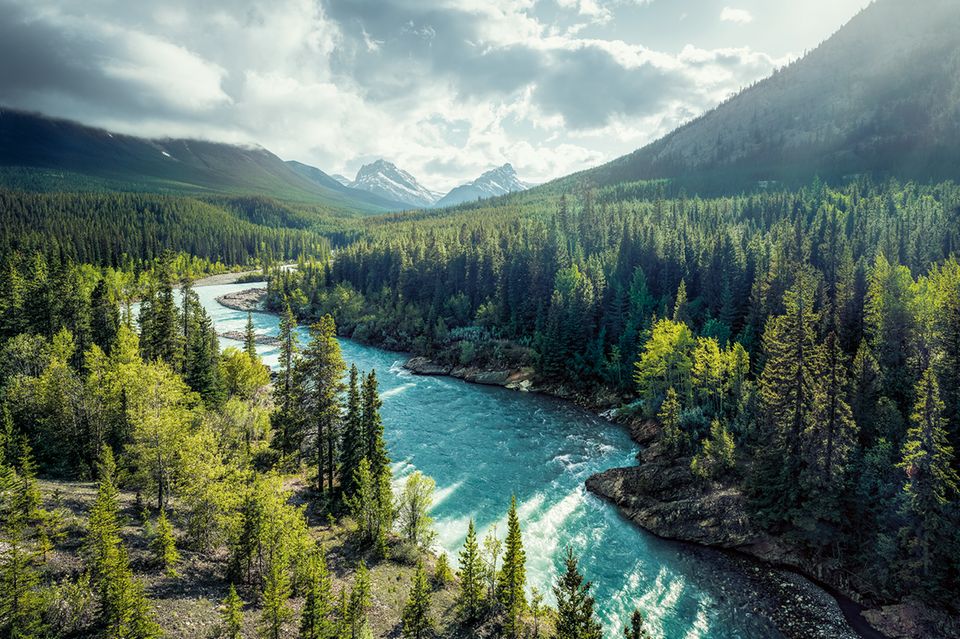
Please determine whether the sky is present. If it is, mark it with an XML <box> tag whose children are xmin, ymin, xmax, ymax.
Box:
<box><xmin>0</xmin><ymin>0</ymin><xmax>873</xmax><ymax>192</ymax></box>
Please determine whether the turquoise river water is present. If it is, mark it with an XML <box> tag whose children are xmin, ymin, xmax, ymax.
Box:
<box><xmin>195</xmin><ymin>282</ymin><xmax>790</xmax><ymax>638</ymax></box>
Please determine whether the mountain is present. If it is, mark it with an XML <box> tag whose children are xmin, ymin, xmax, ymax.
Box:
<box><xmin>350</xmin><ymin>159</ymin><xmax>440</xmax><ymax>209</ymax></box>
<box><xmin>0</xmin><ymin>108</ymin><xmax>396</xmax><ymax>213</ymax></box>
<box><xmin>285</xmin><ymin>160</ymin><xmax>408</xmax><ymax>211</ymax></box>
<box><xmin>434</xmin><ymin>163</ymin><xmax>531</xmax><ymax>207</ymax></box>
<box><xmin>575</xmin><ymin>0</ymin><xmax>960</xmax><ymax>192</ymax></box>
<box><xmin>331</xmin><ymin>174</ymin><xmax>352</xmax><ymax>187</ymax></box>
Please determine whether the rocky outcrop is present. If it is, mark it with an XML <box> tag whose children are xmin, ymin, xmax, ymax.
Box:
<box><xmin>218</xmin><ymin>330</ymin><xmax>280</xmax><ymax>346</ymax></box>
<box><xmin>861</xmin><ymin>601</ymin><xmax>960</xmax><ymax>639</ymax></box>
<box><xmin>403</xmin><ymin>356</ymin><xmax>535</xmax><ymax>390</ymax></box>
<box><xmin>215</xmin><ymin>288</ymin><xmax>266</xmax><ymax>312</ymax></box>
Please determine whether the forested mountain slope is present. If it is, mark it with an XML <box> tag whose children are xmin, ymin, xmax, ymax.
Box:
<box><xmin>574</xmin><ymin>0</ymin><xmax>960</xmax><ymax>192</ymax></box>
<box><xmin>0</xmin><ymin>108</ymin><xmax>395</xmax><ymax>213</ymax></box>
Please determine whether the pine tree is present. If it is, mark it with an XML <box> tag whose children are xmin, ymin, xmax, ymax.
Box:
<box><xmin>457</xmin><ymin>519</ymin><xmax>484</xmax><ymax>621</ymax></box>
<box><xmin>150</xmin><ymin>508</ymin><xmax>180</xmax><ymax>577</ymax></box>
<box><xmin>805</xmin><ymin>332</ymin><xmax>857</xmax><ymax>515</ymax></box>
<box><xmin>433</xmin><ymin>552</ymin><xmax>452</xmax><ymax>587</ymax></box>
<box><xmin>300</xmin><ymin>550</ymin><xmax>335</xmax><ymax>639</ymax></box>
<box><xmin>898</xmin><ymin>367</ymin><xmax>960</xmax><ymax>581</ymax></box>
<box><xmin>244</xmin><ymin>312</ymin><xmax>257</xmax><ymax>360</ymax></box>
<box><xmin>90</xmin><ymin>278</ymin><xmax>120</xmax><ymax>353</ymax></box>
<box><xmin>658</xmin><ymin>386</ymin><xmax>684</xmax><ymax>453</ymax></box>
<box><xmin>361</xmin><ymin>370</ymin><xmax>389</xmax><ymax>480</ymax></box>
<box><xmin>274</xmin><ymin>302</ymin><xmax>300</xmax><ymax>456</ymax></box>
<box><xmin>222</xmin><ymin>585</ymin><xmax>244</xmax><ymax>639</ymax></box>
<box><xmin>402</xmin><ymin>561</ymin><xmax>433</xmax><ymax>639</ymax></box>
<box><xmin>552</xmin><ymin>547</ymin><xmax>602</xmax><ymax>639</ymax></box>
<box><xmin>260</xmin><ymin>543</ymin><xmax>292</xmax><ymax>639</ymax></box>
<box><xmin>0</xmin><ymin>527</ymin><xmax>45</xmax><ymax>639</ymax></box>
<box><xmin>295</xmin><ymin>315</ymin><xmax>346</xmax><ymax>494</ymax></box>
<box><xmin>752</xmin><ymin>266</ymin><xmax>823</xmax><ymax>525</ymax></box>
<box><xmin>497</xmin><ymin>496</ymin><xmax>526</xmax><ymax>638</ymax></box>
<box><xmin>623</xmin><ymin>608</ymin><xmax>652</xmax><ymax>639</ymax></box>
<box><xmin>347</xmin><ymin>561</ymin><xmax>371</xmax><ymax>639</ymax></box>
<box><xmin>340</xmin><ymin>365</ymin><xmax>365</xmax><ymax>499</ymax></box>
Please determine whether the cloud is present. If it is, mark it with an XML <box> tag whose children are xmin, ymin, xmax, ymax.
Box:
<box><xmin>0</xmin><ymin>0</ymin><xmax>783</xmax><ymax>191</ymax></box>
<box><xmin>720</xmin><ymin>7</ymin><xmax>754</xmax><ymax>24</ymax></box>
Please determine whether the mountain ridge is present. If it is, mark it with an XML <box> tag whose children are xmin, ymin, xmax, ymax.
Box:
<box><xmin>435</xmin><ymin>163</ymin><xmax>532</xmax><ymax>207</ymax></box>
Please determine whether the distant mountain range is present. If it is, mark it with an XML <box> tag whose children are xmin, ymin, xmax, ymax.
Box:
<box><xmin>434</xmin><ymin>164</ymin><xmax>532</xmax><ymax>207</ymax></box>
<box><xmin>0</xmin><ymin>108</ymin><xmax>402</xmax><ymax>214</ymax></box>
<box><xmin>0</xmin><ymin>107</ymin><xmax>533</xmax><ymax>213</ymax></box>
<box><xmin>349</xmin><ymin>159</ymin><xmax>442</xmax><ymax>209</ymax></box>
<box><xmin>329</xmin><ymin>159</ymin><xmax>533</xmax><ymax>209</ymax></box>
<box><xmin>573</xmin><ymin>0</ymin><xmax>960</xmax><ymax>191</ymax></box>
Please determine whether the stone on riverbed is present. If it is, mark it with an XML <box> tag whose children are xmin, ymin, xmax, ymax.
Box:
<box><xmin>215</xmin><ymin>288</ymin><xmax>266</xmax><ymax>312</ymax></box>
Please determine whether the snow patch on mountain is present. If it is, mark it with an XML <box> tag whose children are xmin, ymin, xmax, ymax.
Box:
<box><xmin>435</xmin><ymin>163</ymin><xmax>532</xmax><ymax>207</ymax></box>
<box><xmin>350</xmin><ymin>159</ymin><xmax>440</xmax><ymax>209</ymax></box>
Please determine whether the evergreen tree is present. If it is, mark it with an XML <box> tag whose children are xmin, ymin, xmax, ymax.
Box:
<box><xmin>300</xmin><ymin>550</ymin><xmax>335</xmax><ymax>639</ymax></box>
<box><xmin>221</xmin><ymin>585</ymin><xmax>244</xmax><ymax>639</ymax></box>
<box><xmin>340</xmin><ymin>365</ymin><xmax>365</xmax><ymax>499</ymax></box>
<box><xmin>623</xmin><ymin>608</ymin><xmax>652</xmax><ymax>639</ymax></box>
<box><xmin>347</xmin><ymin>561</ymin><xmax>371</xmax><ymax>639</ymax></box>
<box><xmin>658</xmin><ymin>387</ymin><xmax>685</xmax><ymax>453</ymax></box>
<box><xmin>295</xmin><ymin>315</ymin><xmax>346</xmax><ymax>494</ymax></box>
<box><xmin>898</xmin><ymin>367</ymin><xmax>960</xmax><ymax>582</ymax></box>
<box><xmin>90</xmin><ymin>278</ymin><xmax>120</xmax><ymax>353</ymax></box>
<box><xmin>401</xmin><ymin>561</ymin><xmax>433</xmax><ymax>639</ymax></box>
<box><xmin>752</xmin><ymin>267</ymin><xmax>823</xmax><ymax>525</ymax></box>
<box><xmin>433</xmin><ymin>552</ymin><xmax>452</xmax><ymax>587</ymax></box>
<box><xmin>274</xmin><ymin>302</ymin><xmax>300</xmax><ymax>456</ymax></box>
<box><xmin>149</xmin><ymin>508</ymin><xmax>180</xmax><ymax>577</ymax></box>
<box><xmin>259</xmin><ymin>542</ymin><xmax>292</xmax><ymax>639</ymax></box>
<box><xmin>552</xmin><ymin>547</ymin><xmax>602</xmax><ymax>639</ymax></box>
<box><xmin>361</xmin><ymin>370</ymin><xmax>389</xmax><ymax>480</ymax></box>
<box><xmin>0</xmin><ymin>527</ymin><xmax>45</xmax><ymax>639</ymax></box>
<box><xmin>185</xmin><ymin>305</ymin><xmax>225</xmax><ymax>406</ymax></box>
<box><xmin>457</xmin><ymin>519</ymin><xmax>484</xmax><ymax>621</ymax></box>
<box><xmin>497</xmin><ymin>496</ymin><xmax>526</xmax><ymax>638</ymax></box>
<box><xmin>244</xmin><ymin>312</ymin><xmax>257</xmax><ymax>360</ymax></box>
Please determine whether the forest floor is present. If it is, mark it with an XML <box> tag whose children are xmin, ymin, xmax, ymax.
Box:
<box><xmin>38</xmin><ymin>476</ymin><xmax>495</xmax><ymax>639</ymax></box>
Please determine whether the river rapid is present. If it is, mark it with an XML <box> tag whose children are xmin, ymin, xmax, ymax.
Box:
<box><xmin>191</xmin><ymin>281</ymin><xmax>844</xmax><ymax>639</ymax></box>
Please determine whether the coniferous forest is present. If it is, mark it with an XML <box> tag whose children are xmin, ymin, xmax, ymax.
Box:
<box><xmin>3</xmin><ymin>0</ymin><xmax>960</xmax><ymax>638</ymax></box>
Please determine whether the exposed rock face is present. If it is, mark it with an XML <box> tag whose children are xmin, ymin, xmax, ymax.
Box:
<box><xmin>215</xmin><ymin>288</ymin><xmax>266</xmax><ymax>312</ymax></box>
<box><xmin>584</xmin><ymin>423</ymin><xmax>795</xmax><ymax>564</ymax></box>
<box><xmin>403</xmin><ymin>356</ymin><xmax>535</xmax><ymax>389</ymax></box>
<box><xmin>861</xmin><ymin>601</ymin><xmax>960</xmax><ymax>639</ymax></box>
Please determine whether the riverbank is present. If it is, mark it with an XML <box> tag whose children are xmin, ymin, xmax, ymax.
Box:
<box><xmin>216</xmin><ymin>301</ymin><xmax>916</xmax><ymax>639</ymax></box>
<box><xmin>391</xmin><ymin>359</ymin><xmax>890</xmax><ymax>638</ymax></box>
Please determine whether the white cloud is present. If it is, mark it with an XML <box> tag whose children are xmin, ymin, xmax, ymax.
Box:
<box><xmin>720</xmin><ymin>7</ymin><xmax>754</xmax><ymax>24</ymax></box>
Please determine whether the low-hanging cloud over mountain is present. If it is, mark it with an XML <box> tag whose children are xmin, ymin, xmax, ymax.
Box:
<box><xmin>0</xmin><ymin>0</ymin><xmax>869</xmax><ymax>191</ymax></box>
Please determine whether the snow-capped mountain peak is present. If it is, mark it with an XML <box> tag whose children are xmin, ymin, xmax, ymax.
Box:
<box><xmin>435</xmin><ymin>163</ymin><xmax>532</xmax><ymax>207</ymax></box>
<box><xmin>350</xmin><ymin>159</ymin><xmax>440</xmax><ymax>209</ymax></box>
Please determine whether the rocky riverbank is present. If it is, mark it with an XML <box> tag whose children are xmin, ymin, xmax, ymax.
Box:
<box><xmin>215</xmin><ymin>287</ymin><xmax>267</xmax><ymax>312</ymax></box>
<box><xmin>585</xmin><ymin>419</ymin><xmax>957</xmax><ymax>639</ymax></box>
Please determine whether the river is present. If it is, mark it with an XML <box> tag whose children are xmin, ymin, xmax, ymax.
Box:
<box><xmin>193</xmin><ymin>281</ymin><xmax>820</xmax><ymax>639</ymax></box>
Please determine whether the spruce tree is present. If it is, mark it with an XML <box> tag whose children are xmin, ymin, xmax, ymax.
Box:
<box><xmin>260</xmin><ymin>543</ymin><xmax>292</xmax><ymax>639</ymax></box>
<box><xmin>295</xmin><ymin>315</ymin><xmax>346</xmax><ymax>494</ymax></box>
<box><xmin>150</xmin><ymin>508</ymin><xmax>180</xmax><ymax>577</ymax></box>
<box><xmin>274</xmin><ymin>302</ymin><xmax>300</xmax><ymax>456</ymax></box>
<box><xmin>222</xmin><ymin>585</ymin><xmax>244</xmax><ymax>639</ymax></box>
<box><xmin>347</xmin><ymin>561</ymin><xmax>371</xmax><ymax>639</ymax></box>
<box><xmin>361</xmin><ymin>370</ymin><xmax>389</xmax><ymax>479</ymax></box>
<box><xmin>497</xmin><ymin>496</ymin><xmax>526</xmax><ymax>638</ymax></box>
<box><xmin>401</xmin><ymin>561</ymin><xmax>432</xmax><ymax>639</ymax></box>
<box><xmin>300</xmin><ymin>550</ymin><xmax>335</xmax><ymax>639</ymax></box>
<box><xmin>457</xmin><ymin>519</ymin><xmax>484</xmax><ymax>621</ymax></box>
<box><xmin>552</xmin><ymin>547</ymin><xmax>602</xmax><ymax>639</ymax></box>
<box><xmin>898</xmin><ymin>367</ymin><xmax>960</xmax><ymax>581</ymax></box>
<box><xmin>623</xmin><ymin>608</ymin><xmax>652</xmax><ymax>639</ymax></box>
<box><xmin>340</xmin><ymin>365</ymin><xmax>365</xmax><ymax>499</ymax></box>
<box><xmin>433</xmin><ymin>552</ymin><xmax>452</xmax><ymax>587</ymax></box>
<box><xmin>244</xmin><ymin>312</ymin><xmax>258</xmax><ymax>360</ymax></box>
<box><xmin>0</xmin><ymin>528</ymin><xmax>45</xmax><ymax>639</ymax></box>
